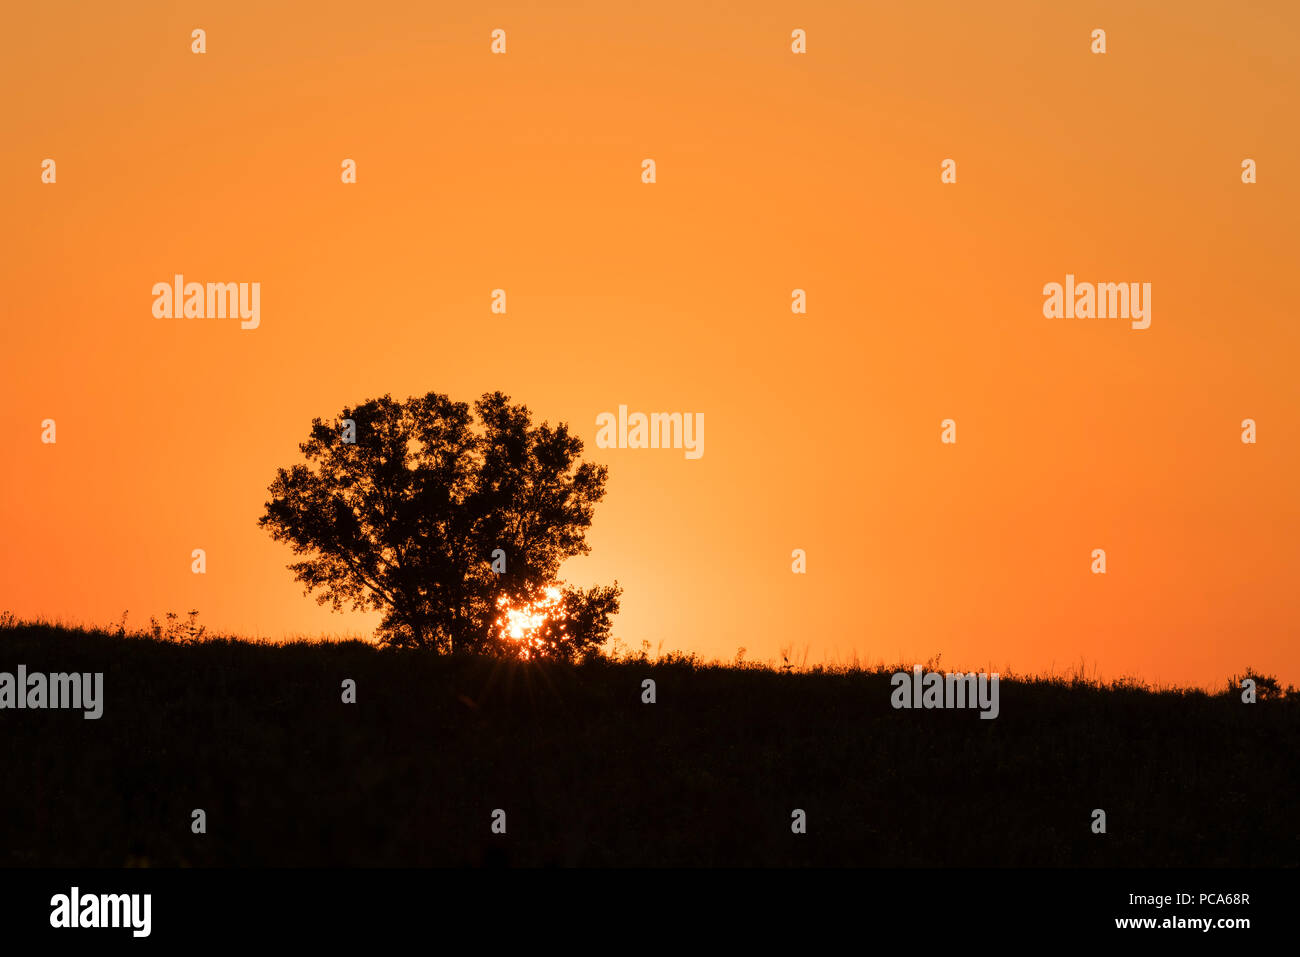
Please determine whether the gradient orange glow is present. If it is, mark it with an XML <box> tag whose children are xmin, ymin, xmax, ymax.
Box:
<box><xmin>3</xmin><ymin>1</ymin><xmax>1298</xmax><ymax>688</ymax></box>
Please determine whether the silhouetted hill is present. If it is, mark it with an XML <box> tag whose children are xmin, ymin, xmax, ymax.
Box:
<box><xmin>1</xmin><ymin>620</ymin><xmax>1295</xmax><ymax>866</ymax></box>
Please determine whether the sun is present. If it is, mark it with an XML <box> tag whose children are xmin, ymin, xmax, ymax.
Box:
<box><xmin>493</xmin><ymin>586</ymin><xmax>566</xmax><ymax>660</ymax></box>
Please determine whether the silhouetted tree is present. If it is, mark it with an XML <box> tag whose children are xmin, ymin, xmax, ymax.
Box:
<box><xmin>259</xmin><ymin>391</ymin><xmax>619</xmax><ymax>658</ymax></box>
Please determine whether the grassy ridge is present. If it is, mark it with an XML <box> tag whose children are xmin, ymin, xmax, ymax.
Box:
<box><xmin>1</xmin><ymin>620</ymin><xmax>1295</xmax><ymax>867</ymax></box>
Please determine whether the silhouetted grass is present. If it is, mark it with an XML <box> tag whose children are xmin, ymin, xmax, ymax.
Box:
<box><xmin>1</xmin><ymin>616</ymin><xmax>1295</xmax><ymax>866</ymax></box>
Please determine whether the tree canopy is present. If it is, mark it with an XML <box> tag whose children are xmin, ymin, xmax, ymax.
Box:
<box><xmin>259</xmin><ymin>391</ymin><xmax>620</xmax><ymax>659</ymax></box>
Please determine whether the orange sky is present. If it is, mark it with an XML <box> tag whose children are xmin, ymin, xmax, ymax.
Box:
<box><xmin>2</xmin><ymin>1</ymin><xmax>1297</xmax><ymax>688</ymax></box>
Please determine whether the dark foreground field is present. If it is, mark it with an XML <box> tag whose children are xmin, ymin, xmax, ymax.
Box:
<box><xmin>1</xmin><ymin>621</ymin><xmax>1295</xmax><ymax>867</ymax></box>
